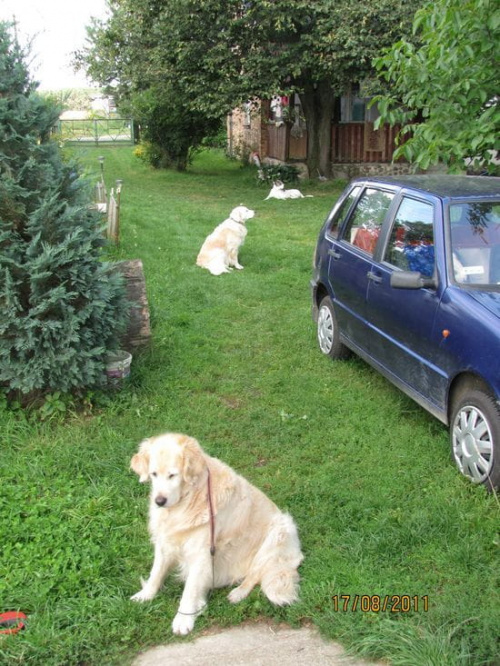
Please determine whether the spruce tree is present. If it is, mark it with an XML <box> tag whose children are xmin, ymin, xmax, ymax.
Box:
<box><xmin>0</xmin><ymin>22</ymin><xmax>128</xmax><ymax>397</ymax></box>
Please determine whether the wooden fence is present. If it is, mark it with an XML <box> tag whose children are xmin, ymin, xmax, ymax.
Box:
<box><xmin>266</xmin><ymin>121</ymin><xmax>401</xmax><ymax>165</ymax></box>
<box><xmin>267</xmin><ymin>124</ymin><xmax>288</xmax><ymax>162</ymax></box>
<box><xmin>331</xmin><ymin>123</ymin><xmax>401</xmax><ymax>163</ymax></box>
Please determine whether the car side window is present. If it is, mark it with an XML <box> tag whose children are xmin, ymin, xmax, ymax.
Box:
<box><xmin>326</xmin><ymin>186</ymin><xmax>361</xmax><ymax>236</ymax></box>
<box><xmin>343</xmin><ymin>188</ymin><xmax>394</xmax><ymax>255</ymax></box>
<box><xmin>384</xmin><ymin>197</ymin><xmax>435</xmax><ymax>277</ymax></box>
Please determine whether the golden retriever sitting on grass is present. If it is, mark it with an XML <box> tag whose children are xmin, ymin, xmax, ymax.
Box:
<box><xmin>196</xmin><ymin>205</ymin><xmax>254</xmax><ymax>275</ymax></box>
<box><xmin>130</xmin><ymin>432</ymin><xmax>303</xmax><ymax>635</ymax></box>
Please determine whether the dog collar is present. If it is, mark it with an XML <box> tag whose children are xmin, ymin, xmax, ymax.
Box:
<box><xmin>229</xmin><ymin>216</ymin><xmax>245</xmax><ymax>225</ymax></box>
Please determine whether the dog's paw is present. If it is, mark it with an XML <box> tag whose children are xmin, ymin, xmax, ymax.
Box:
<box><xmin>130</xmin><ymin>588</ymin><xmax>156</xmax><ymax>603</ymax></box>
<box><xmin>227</xmin><ymin>585</ymin><xmax>250</xmax><ymax>604</ymax></box>
<box><xmin>172</xmin><ymin>612</ymin><xmax>195</xmax><ymax>635</ymax></box>
<box><xmin>235</xmin><ymin>264</ymin><xmax>244</xmax><ymax>270</ymax></box>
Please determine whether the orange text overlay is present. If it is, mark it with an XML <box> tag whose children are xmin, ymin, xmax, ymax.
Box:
<box><xmin>331</xmin><ymin>595</ymin><xmax>429</xmax><ymax>613</ymax></box>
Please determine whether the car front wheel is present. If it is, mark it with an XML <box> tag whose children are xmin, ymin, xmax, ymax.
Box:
<box><xmin>317</xmin><ymin>296</ymin><xmax>350</xmax><ymax>360</ymax></box>
<box><xmin>450</xmin><ymin>388</ymin><xmax>500</xmax><ymax>491</ymax></box>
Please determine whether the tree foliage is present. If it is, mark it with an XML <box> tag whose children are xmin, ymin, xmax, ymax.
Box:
<box><xmin>373</xmin><ymin>0</ymin><xmax>500</xmax><ymax>173</ymax></box>
<box><xmin>78</xmin><ymin>0</ymin><xmax>421</xmax><ymax>176</ymax></box>
<box><xmin>0</xmin><ymin>22</ymin><xmax>128</xmax><ymax>398</ymax></box>
<box><xmin>78</xmin><ymin>0</ymin><xmax>223</xmax><ymax>170</ymax></box>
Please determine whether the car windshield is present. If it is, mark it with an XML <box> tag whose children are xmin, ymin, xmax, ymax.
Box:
<box><xmin>449</xmin><ymin>201</ymin><xmax>500</xmax><ymax>286</ymax></box>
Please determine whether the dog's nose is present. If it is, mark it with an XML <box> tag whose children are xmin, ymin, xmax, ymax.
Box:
<box><xmin>155</xmin><ymin>496</ymin><xmax>167</xmax><ymax>507</ymax></box>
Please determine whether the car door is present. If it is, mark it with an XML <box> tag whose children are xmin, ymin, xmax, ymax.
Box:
<box><xmin>328</xmin><ymin>186</ymin><xmax>395</xmax><ymax>353</ymax></box>
<box><xmin>365</xmin><ymin>194</ymin><xmax>447</xmax><ymax>402</ymax></box>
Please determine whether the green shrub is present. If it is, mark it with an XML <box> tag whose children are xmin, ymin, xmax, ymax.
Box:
<box><xmin>0</xmin><ymin>22</ymin><xmax>128</xmax><ymax>399</ymax></box>
<box><xmin>258</xmin><ymin>163</ymin><xmax>300</xmax><ymax>184</ymax></box>
<box><xmin>132</xmin><ymin>86</ymin><xmax>222</xmax><ymax>171</ymax></box>
<box><xmin>133</xmin><ymin>140</ymin><xmax>163</xmax><ymax>168</ymax></box>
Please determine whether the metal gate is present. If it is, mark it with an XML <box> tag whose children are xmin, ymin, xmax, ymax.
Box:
<box><xmin>55</xmin><ymin>118</ymin><xmax>135</xmax><ymax>145</ymax></box>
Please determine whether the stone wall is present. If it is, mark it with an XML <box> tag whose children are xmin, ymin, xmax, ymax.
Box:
<box><xmin>331</xmin><ymin>161</ymin><xmax>412</xmax><ymax>180</ymax></box>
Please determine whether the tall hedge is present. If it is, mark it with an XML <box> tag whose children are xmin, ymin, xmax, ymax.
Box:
<box><xmin>0</xmin><ymin>22</ymin><xmax>128</xmax><ymax>397</ymax></box>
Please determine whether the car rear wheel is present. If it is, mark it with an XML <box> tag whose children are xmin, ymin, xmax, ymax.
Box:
<box><xmin>450</xmin><ymin>388</ymin><xmax>500</xmax><ymax>491</ymax></box>
<box><xmin>317</xmin><ymin>296</ymin><xmax>350</xmax><ymax>360</ymax></box>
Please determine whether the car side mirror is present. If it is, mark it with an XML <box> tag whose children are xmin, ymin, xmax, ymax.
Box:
<box><xmin>390</xmin><ymin>270</ymin><xmax>436</xmax><ymax>290</ymax></box>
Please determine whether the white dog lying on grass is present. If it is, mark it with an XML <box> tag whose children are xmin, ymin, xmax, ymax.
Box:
<box><xmin>196</xmin><ymin>205</ymin><xmax>255</xmax><ymax>275</ymax></box>
<box><xmin>265</xmin><ymin>180</ymin><xmax>313</xmax><ymax>200</ymax></box>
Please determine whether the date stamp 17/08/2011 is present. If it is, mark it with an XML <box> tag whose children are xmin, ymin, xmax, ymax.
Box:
<box><xmin>332</xmin><ymin>595</ymin><xmax>429</xmax><ymax>613</ymax></box>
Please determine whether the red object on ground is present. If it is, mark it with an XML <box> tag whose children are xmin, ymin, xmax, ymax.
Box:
<box><xmin>0</xmin><ymin>611</ymin><xmax>27</xmax><ymax>635</ymax></box>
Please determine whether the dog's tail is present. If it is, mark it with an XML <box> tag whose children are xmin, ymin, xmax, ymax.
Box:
<box><xmin>257</xmin><ymin>513</ymin><xmax>304</xmax><ymax>606</ymax></box>
<box><xmin>262</xmin><ymin>566</ymin><xmax>301</xmax><ymax>606</ymax></box>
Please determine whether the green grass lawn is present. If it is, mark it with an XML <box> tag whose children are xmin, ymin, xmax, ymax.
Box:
<box><xmin>1</xmin><ymin>147</ymin><xmax>498</xmax><ymax>665</ymax></box>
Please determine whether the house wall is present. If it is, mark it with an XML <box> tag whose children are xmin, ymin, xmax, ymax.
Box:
<box><xmin>228</xmin><ymin>102</ymin><xmax>409</xmax><ymax>176</ymax></box>
<box><xmin>330</xmin><ymin>122</ymin><xmax>411</xmax><ymax>178</ymax></box>
<box><xmin>331</xmin><ymin>122</ymin><xmax>400</xmax><ymax>163</ymax></box>
<box><xmin>267</xmin><ymin>124</ymin><xmax>288</xmax><ymax>161</ymax></box>
<box><xmin>227</xmin><ymin>102</ymin><xmax>268</xmax><ymax>160</ymax></box>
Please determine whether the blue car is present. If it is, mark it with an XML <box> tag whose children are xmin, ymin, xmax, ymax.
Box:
<box><xmin>311</xmin><ymin>175</ymin><xmax>500</xmax><ymax>490</ymax></box>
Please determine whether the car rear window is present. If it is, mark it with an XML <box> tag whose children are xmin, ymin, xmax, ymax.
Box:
<box><xmin>326</xmin><ymin>186</ymin><xmax>361</xmax><ymax>236</ymax></box>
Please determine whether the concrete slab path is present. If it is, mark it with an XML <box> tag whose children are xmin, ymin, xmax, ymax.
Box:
<box><xmin>132</xmin><ymin>622</ymin><xmax>380</xmax><ymax>666</ymax></box>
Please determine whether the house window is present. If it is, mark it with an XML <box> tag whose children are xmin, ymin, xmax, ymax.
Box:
<box><xmin>340</xmin><ymin>84</ymin><xmax>379</xmax><ymax>123</ymax></box>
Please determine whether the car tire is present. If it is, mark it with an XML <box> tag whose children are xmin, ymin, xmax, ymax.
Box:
<box><xmin>317</xmin><ymin>296</ymin><xmax>350</xmax><ymax>360</ymax></box>
<box><xmin>450</xmin><ymin>388</ymin><xmax>500</xmax><ymax>491</ymax></box>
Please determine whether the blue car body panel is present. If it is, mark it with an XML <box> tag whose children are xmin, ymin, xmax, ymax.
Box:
<box><xmin>312</xmin><ymin>175</ymin><xmax>500</xmax><ymax>425</ymax></box>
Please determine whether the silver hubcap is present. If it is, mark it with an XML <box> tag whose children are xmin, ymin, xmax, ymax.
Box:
<box><xmin>318</xmin><ymin>305</ymin><xmax>334</xmax><ymax>354</ymax></box>
<box><xmin>452</xmin><ymin>405</ymin><xmax>493</xmax><ymax>483</ymax></box>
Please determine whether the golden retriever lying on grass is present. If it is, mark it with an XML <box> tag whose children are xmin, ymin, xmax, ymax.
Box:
<box><xmin>130</xmin><ymin>433</ymin><xmax>303</xmax><ymax>635</ymax></box>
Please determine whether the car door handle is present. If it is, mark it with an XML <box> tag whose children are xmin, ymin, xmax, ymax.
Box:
<box><xmin>367</xmin><ymin>271</ymin><xmax>382</xmax><ymax>284</ymax></box>
<box><xmin>328</xmin><ymin>248</ymin><xmax>341</xmax><ymax>259</ymax></box>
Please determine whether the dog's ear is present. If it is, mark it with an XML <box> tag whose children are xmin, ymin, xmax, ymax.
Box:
<box><xmin>180</xmin><ymin>435</ymin><xmax>206</xmax><ymax>486</ymax></box>
<box><xmin>130</xmin><ymin>438</ymin><xmax>152</xmax><ymax>482</ymax></box>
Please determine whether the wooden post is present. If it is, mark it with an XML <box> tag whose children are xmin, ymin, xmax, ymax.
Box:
<box><xmin>107</xmin><ymin>180</ymin><xmax>122</xmax><ymax>244</ymax></box>
<box><xmin>114</xmin><ymin>179</ymin><xmax>122</xmax><ymax>242</ymax></box>
<box><xmin>114</xmin><ymin>259</ymin><xmax>151</xmax><ymax>352</ymax></box>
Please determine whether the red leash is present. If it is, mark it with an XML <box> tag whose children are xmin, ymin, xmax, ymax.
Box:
<box><xmin>173</xmin><ymin>467</ymin><xmax>217</xmax><ymax>616</ymax></box>
<box><xmin>0</xmin><ymin>611</ymin><xmax>27</xmax><ymax>635</ymax></box>
<box><xmin>206</xmin><ymin>466</ymin><xmax>216</xmax><ymax>557</ymax></box>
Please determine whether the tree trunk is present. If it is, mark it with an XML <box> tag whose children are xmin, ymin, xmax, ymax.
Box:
<box><xmin>114</xmin><ymin>259</ymin><xmax>151</xmax><ymax>352</ymax></box>
<box><xmin>299</xmin><ymin>80</ymin><xmax>335</xmax><ymax>179</ymax></box>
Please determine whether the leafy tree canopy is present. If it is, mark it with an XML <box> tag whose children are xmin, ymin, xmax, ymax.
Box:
<box><xmin>373</xmin><ymin>0</ymin><xmax>500</xmax><ymax>173</ymax></box>
<box><xmin>78</xmin><ymin>0</ymin><xmax>421</xmax><ymax>176</ymax></box>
